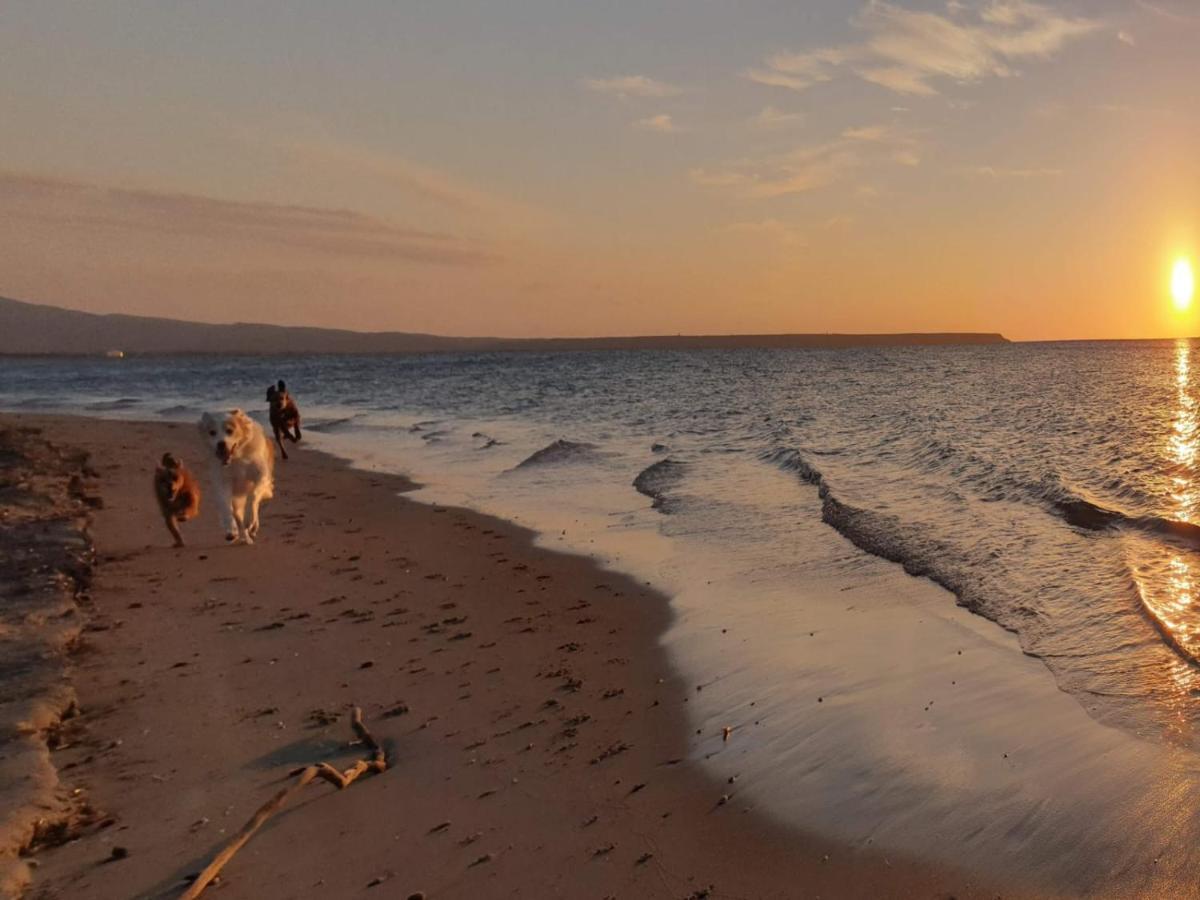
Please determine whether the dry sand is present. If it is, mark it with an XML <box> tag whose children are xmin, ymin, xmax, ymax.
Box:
<box><xmin>4</xmin><ymin>414</ymin><xmax>1021</xmax><ymax>899</ymax></box>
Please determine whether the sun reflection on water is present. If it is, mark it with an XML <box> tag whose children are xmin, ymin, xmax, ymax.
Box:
<box><xmin>1131</xmin><ymin>340</ymin><xmax>1200</xmax><ymax>731</ymax></box>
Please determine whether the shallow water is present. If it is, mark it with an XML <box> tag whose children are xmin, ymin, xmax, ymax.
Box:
<box><xmin>7</xmin><ymin>341</ymin><xmax>1200</xmax><ymax>893</ymax></box>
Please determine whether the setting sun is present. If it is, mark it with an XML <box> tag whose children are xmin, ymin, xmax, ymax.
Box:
<box><xmin>1173</xmin><ymin>259</ymin><xmax>1195</xmax><ymax>312</ymax></box>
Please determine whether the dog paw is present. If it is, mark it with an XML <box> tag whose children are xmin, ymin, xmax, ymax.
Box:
<box><xmin>225</xmin><ymin>532</ymin><xmax>239</xmax><ymax>543</ymax></box>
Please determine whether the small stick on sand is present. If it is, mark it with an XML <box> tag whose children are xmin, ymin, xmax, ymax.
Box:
<box><xmin>180</xmin><ymin>707</ymin><xmax>387</xmax><ymax>900</ymax></box>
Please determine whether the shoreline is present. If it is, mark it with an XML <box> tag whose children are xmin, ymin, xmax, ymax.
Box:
<box><xmin>2</xmin><ymin>413</ymin><xmax>1014</xmax><ymax>899</ymax></box>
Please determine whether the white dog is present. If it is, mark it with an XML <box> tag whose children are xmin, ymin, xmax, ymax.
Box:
<box><xmin>197</xmin><ymin>409</ymin><xmax>274</xmax><ymax>544</ymax></box>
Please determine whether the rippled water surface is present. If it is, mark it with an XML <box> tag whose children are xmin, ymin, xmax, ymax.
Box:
<box><xmin>5</xmin><ymin>340</ymin><xmax>1200</xmax><ymax>750</ymax></box>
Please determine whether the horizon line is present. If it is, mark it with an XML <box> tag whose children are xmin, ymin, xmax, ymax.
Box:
<box><xmin>7</xmin><ymin>293</ymin><xmax>1200</xmax><ymax>346</ymax></box>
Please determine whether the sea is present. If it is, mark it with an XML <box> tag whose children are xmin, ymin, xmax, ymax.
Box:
<box><xmin>6</xmin><ymin>340</ymin><xmax>1200</xmax><ymax>895</ymax></box>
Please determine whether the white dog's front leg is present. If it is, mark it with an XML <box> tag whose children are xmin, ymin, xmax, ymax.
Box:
<box><xmin>213</xmin><ymin>477</ymin><xmax>238</xmax><ymax>542</ymax></box>
<box><xmin>246</xmin><ymin>487</ymin><xmax>266</xmax><ymax>539</ymax></box>
<box><xmin>231</xmin><ymin>494</ymin><xmax>251</xmax><ymax>544</ymax></box>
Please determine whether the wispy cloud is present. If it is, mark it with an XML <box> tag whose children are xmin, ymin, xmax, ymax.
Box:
<box><xmin>634</xmin><ymin>113</ymin><xmax>681</xmax><ymax>133</ymax></box>
<box><xmin>746</xmin><ymin>1</ymin><xmax>1105</xmax><ymax>96</ymax></box>
<box><xmin>842</xmin><ymin>124</ymin><xmax>923</xmax><ymax>165</ymax></box>
<box><xmin>585</xmin><ymin>75</ymin><xmax>682</xmax><ymax>98</ymax></box>
<box><xmin>1136</xmin><ymin>0</ymin><xmax>1200</xmax><ymax>25</ymax></box>
<box><xmin>0</xmin><ymin>171</ymin><xmax>494</xmax><ymax>266</ymax></box>
<box><xmin>744</xmin><ymin>47</ymin><xmax>852</xmax><ymax>92</ymax></box>
<box><xmin>1031</xmin><ymin>99</ymin><xmax>1064</xmax><ymax>118</ymax></box>
<box><xmin>276</xmin><ymin>137</ymin><xmax>505</xmax><ymax>216</ymax></box>
<box><xmin>841</xmin><ymin>124</ymin><xmax>890</xmax><ymax>141</ymax></box>
<box><xmin>743</xmin><ymin>69</ymin><xmax>813</xmax><ymax>92</ymax></box>
<box><xmin>723</xmin><ymin>218</ymin><xmax>808</xmax><ymax>247</ymax></box>
<box><xmin>263</xmin><ymin>134</ymin><xmax>556</xmax><ymax>235</ymax></box>
<box><xmin>1094</xmin><ymin>101</ymin><xmax>1174</xmax><ymax>115</ymax></box>
<box><xmin>692</xmin><ymin>143</ymin><xmax>859</xmax><ymax>198</ymax></box>
<box><xmin>966</xmin><ymin>164</ymin><xmax>1062</xmax><ymax>177</ymax></box>
<box><xmin>750</xmin><ymin>105</ymin><xmax>805</xmax><ymax>128</ymax></box>
<box><xmin>692</xmin><ymin>124</ymin><xmax>918</xmax><ymax>198</ymax></box>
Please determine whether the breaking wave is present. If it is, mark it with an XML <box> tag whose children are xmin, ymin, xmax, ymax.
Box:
<box><xmin>513</xmin><ymin>439</ymin><xmax>599</xmax><ymax>469</ymax></box>
<box><xmin>762</xmin><ymin>447</ymin><xmax>975</xmax><ymax>609</ymax></box>
<box><xmin>84</xmin><ymin>397</ymin><xmax>141</xmax><ymax>411</ymax></box>
<box><xmin>1048</xmin><ymin>493</ymin><xmax>1200</xmax><ymax>548</ymax></box>
<box><xmin>304</xmin><ymin>416</ymin><xmax>358</xmax><ymax>433</ymax></box>
<box><xmin>763</xmin><ymin>445</ymin><xmax>1200</xmax><ymax>674</ymax></box>
<box><xmin>633</xmin><ymin>458</ymin><xmax>688</xmax><ymax>512</ymax></box>
<box><xmin>156</xmin><ymin>404</ymin><xmax>202</xmax><ymax>419</ymax></box>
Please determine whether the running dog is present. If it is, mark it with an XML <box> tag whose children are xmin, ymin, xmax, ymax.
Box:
<box><xmin>197</xmin><ymin>409</ymin><xmax>274</xmax><ymax>544</ymax></box>
<box><xmin>153</xmin><ymin>453</ymin><xmax>201</xmax><ymax>547</ymax></box>
<box><xmin>266</xmin><ymin>380</ymin><xmax>302</xmax><ymax>460</ymax></box>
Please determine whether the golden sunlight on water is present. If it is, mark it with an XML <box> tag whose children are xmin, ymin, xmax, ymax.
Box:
<box><xmin>1131</xmin><ymin>341</ymin><xmax>1200</xmax><ymax>731</ymax></box>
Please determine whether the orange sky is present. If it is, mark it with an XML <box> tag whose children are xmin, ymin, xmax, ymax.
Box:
<box><xmin>1</xmin><ymin>1</ymin><xmax>1198</xmax><ymax>340</ymax></box>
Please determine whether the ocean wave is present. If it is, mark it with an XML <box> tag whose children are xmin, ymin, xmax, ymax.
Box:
<box><xmin>1131</xmin><ymin>584</ymin><xmax>1200</xmax><ymax>668</ymax></box>
<box><xmin>762</xmin><ymin>447</ymin><xmax>823</xmax><ymax>485</ymax></box>
<box><xmin>513</xmin><ymin>439</ymin><xmax>598</xmax><ymax>469</ymax></box>
<box><xmin>904</xmin><ymin>430</ymin><xmax>1159</xmax><ymax>526</ymax></box>
<box><xmin>84</xmin><ymin>398</ymin><xmax>142</xmax><ymax>411</ymax></box>
<box><xmin>1044</xmin><ymin>489</ymin><xmax>1200</xmax><ymax>548</ymax></box>
<box><xmin>764</xmin><ymin>447</ymin><xmax>971</xmax><ymax>596</ymax></box>
<box><xmin>1048</xmin><ymin>495</ymin><xmax>1124</xmax><ymax>531</ymax></box>
<box><xmin>847</xmin><ymin>429</ymin><xmax>1182</xmax><ymax>549</ymax></box>
<box><xmin>767</xmin><ymin>443</ymin><xmax>1200</xmax><ymax>558</ymax></box>
<box><xmin>156</xmin><ymin>403</ymin><xmax>201</xmax><ymax>419</ymax></box>
<box><xmin>765</xmin><ymin>443</ymin><xmax>1200</xmax><ymax>680</ymax></box>
<box><xmin>1136</xmin><ymin>515</ymin><xmax>1200</xmax><ymax>546</ymax></box>
<box><xmin>633</xmin><ymin>458</ymin><xmax>687</xmax><ymax>512</ymax></box>
<box><xmin>471</xmin><ymin>432</ymin><xmax>503</xmax><ymax>450</ymax></box>
<box><xmin>304</xmin><ymin>416</ymin><xmax>358</xmax><ymax>433</ymax></box>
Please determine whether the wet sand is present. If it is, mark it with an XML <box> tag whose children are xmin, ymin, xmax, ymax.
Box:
<box><xmin>5</xmin><ymin>413</ymin><xmax>1018</xmax><ymax>899</ymax></box>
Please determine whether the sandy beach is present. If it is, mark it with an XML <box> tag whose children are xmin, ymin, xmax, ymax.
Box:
<box><xmin>0</xmin><ymin>413</ymin><xmax>1019</xmax><ymax>899</ymax></box>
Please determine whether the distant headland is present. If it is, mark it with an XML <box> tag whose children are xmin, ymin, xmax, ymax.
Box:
<box><xmin>0</xmin><ymin>295</ymin><xmax>1009</xmax><ymax>356</ymax></box>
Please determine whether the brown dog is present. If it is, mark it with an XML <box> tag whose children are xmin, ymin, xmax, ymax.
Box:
<box><xmin>154</xmin><ymin>453</ymin><xmax>201</xmax><ymax>547</ymax></box>
<box><xmin>266</xmin><ymin>379</ymin><xmax>302</xmax><ymax>460</ymax></box>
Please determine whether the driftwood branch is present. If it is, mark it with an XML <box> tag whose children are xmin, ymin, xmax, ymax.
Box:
<box><xmin>179</xmin><ymin>706</ymin><xmax>387</xmax><ymax>900</ymax></box>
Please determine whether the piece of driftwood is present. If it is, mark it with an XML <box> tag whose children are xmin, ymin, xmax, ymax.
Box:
<box><xmin>180</xmin><ymin>707</ymin><xmax>387</xmax><ymax>899</ymax></box>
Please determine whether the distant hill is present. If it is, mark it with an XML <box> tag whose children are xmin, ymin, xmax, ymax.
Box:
<box><xmin>0</xmin><ymin>295</ymin><xmax>1008</xmax><ymax>356</ymax></box>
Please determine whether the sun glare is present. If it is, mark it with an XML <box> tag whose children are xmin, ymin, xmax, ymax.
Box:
<box><xmin>1173</xmin><ymin>258</ymin><xmax>1195</xmax><ymax>311</ymax></box>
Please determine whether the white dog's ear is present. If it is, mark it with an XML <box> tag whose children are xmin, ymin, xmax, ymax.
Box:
<box><xmin>230</xmin><ymin>408</ymin><xmax>250</xmax><ymax>426</ymax></box>
<box><xmin>198</xmin><ymin>412</ymin><xmax>215</xmax><ymax>434</ymax></box>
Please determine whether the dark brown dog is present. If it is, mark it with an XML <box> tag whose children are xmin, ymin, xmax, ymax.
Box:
<box><xmin>154</xmin><ymin>453</ymin><xmax>201</xmax><ymax>547</ymax></box>
<box><xmin>266</xmin><ymin>379</ymin><xmax>302</xmax><ymax>460</ymax></box>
